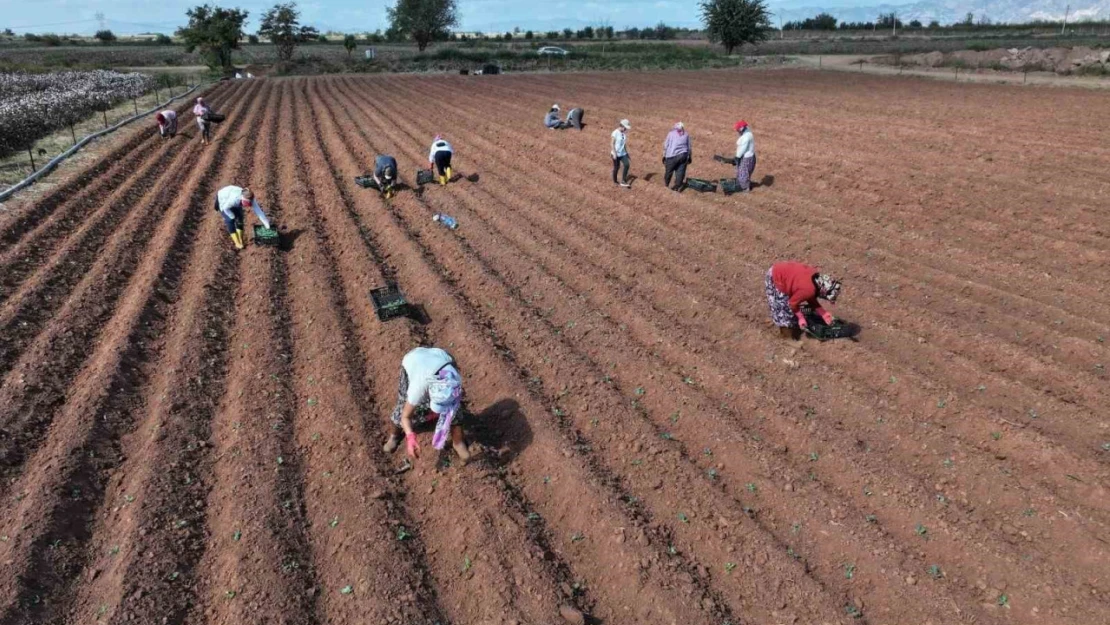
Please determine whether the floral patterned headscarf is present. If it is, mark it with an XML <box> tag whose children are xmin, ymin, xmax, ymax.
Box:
<box><xmin>428</xmin><ymin>366</ymin><xmax>462</xmax><ymax>450</ymax></box>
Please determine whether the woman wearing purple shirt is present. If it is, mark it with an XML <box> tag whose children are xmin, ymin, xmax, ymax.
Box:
<box><xmin>662</xmin><ymin>122</ymin><xmax>692</xmax><ymax>191</ymax></box>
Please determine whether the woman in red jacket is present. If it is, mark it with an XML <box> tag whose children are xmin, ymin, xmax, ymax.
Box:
<box><xmin>765</xmin><ymin>261</ymin><xmax>842</xmax><ymax>339</ymax></box>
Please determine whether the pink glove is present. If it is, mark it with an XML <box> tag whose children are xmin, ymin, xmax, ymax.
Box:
<box><xmin>795</xmin><ymin>311</ymin><xmax>808</xmax><ymax>329</ymax></box>
<box><xmin>405</xmin><ymin>432</ymin><xmax>420</xmax><ymax>459</ymax></box>
<box><xmin>815</xmin><ymin>306</ymin><xmax>834</xmax><ymax>325</ymax></box>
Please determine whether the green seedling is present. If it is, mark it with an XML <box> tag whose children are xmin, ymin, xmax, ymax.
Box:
<box><xmin>791</xmin><ymin>523</ymin><xmax>801</xmax><ymax>534</ymax></box>
<box><xmin>703</xmin><ymin>448</ymin><xmax>712</xmax><ymax>456</ymax></box>
<box><xmin>746</xmin><ymin>483</ymin><xmax>757</xmax><ymax>493</ymax></box>
<box><xmin>552</xmin><ymin>407</ymin><xmax>566</xmax><ymax>417</ymax></box>
<box><xmin>634</xmin><ymin>387</ymin><xmax>645</xmax><ymax>396</ymax></box>
<box><xmin>571</xmin><ymin>532</ymin><xmax>585</xmax><ymax>542</ymax></box>
<box><xmin>1023</xmin><ymin>508</ymin><xmax>1036</xmax><ymax>517</ymax></box>
<box><xmin>277</xmin><ymin>456</ymin><xmax>284</xmax><ymax>465</ymax></box>
<box><xmin>707</xmin><ymin>469</ymin><xmax>718</xmax><ymax>480</ymax></box>
<box><xmin>396</xmin><ymin>526</ymin><xmax>411</xmax><ymax>541</ymax></box>
<box><xmin>787</xmin><ymin>547</ymin><xmax>801</xmax><ymax>560</ymax></box>
<box><xmin>936</xmin><ymin>494</ymin><xmax>948</xmax><ymax>504</ymax></box>
<box><xmin>527</xmin><ymin>512</ymin><xmax>541</xmax><ymax>522</ymax></box>
<box><xmin>329</xmin><ymin>516</ymin><xmax>339</xmax><ymax>528</ymax></box>
<box><xmin>997</xmin><ymin>593</ymin><xmax>1009</xmax><ymax>607</ymax></box>
<box><xmin>311</xmin><ymin>432</ymin><xmax>321</xmax><ymax>442</ymax></box>
<box><xmin>866</xmin><ymin>515</ymin><xmax>877</xmax><ymax>524</ymax></box>
<box><xmin>50</xmin><ymin>539</ymin><xmax>62</xmax><ymax>550</ymax></box>
<box><xmin>660</xmin><ymin>432</ymin><xmax>673</xmax><ymax>440</ymax></box>
<box><xmin>462</xmin><ymin>556</ymin><xmax>472</xmax><ymax>573</ymax></box>
<box><xmin>341</xmin><ymin>585</ymin><xmax>354</xmax><ymax>595</ymax></box>
<box><xmin>224</xmin><ymin>590</ymin><xmax>237</xmax><ymax>599</ymax></box>
<box><xmin>307</xmin><ymin>398</ymin><xmax>318</xmax><ymax>406</ymax></box>
<box><xmin>683</xmin><ymin>377</ymin><xmax>695</xmax><ymax>385</ymax></box>
<box><xmin>809</xmin><ymin>452</ymin><xmax>819</xmax><ymax>462</ymax></box>
<box><xmin>724</xmin><ymin>562</ymin><xmax>737</xmax><ymax>574</ymax></box>
<box><xmin>943</xmin><ymin>458</ymin><xmax>954</xmax><ymax>468</ymax></box>
<box><xmin>233</xmin><ymin>530</ymin><xmax>241</xmax><ymax>542</ymax></box>
<box><xmin>845</xmin><ymin>603</ymin><xmax>862</xmax><ymax>619</ymax></box>
<box><xmin>863</xmin><ymin>487</ymin><xmax>873</xmax><ymax>497</ymax></box>
<box><xmin>543</xmin><ymin>476</ymin><xmax>551</xmax><ymax>484</ymax></box>
<box><xmin>175</xmin><ymin>520</ymin><xmax>188</xmax><ymax>529</ymax></box>
<box><xmin>670</xmin><ymin>412</ymin><xmax>680</xmax><ymax>423</ymax></box>
<box><xmin>668</xmin><ymin>544</ymin><xmax>677</xmax><ymax>555</ymax></box>
<box><xmin>168</xmin><ymin>571</ymin><xmax>180</xmax><ymax>581</ymax></box>
<box><xmin>936</xmin><ymin>399</ymin><xmax>947</xmax><ymax>408</ymax></box>
<box><xmin>811</xmin><ymin>384</ymin><xmax>820</xmax><ymax>390</ymax></box>
<box><xmin>915</xmin><ymin>524</ymin><xmax>928</xmax><ymax>537</ymax></box>
<box><xmin>889</xmin><ymin>376</ymin><xmax>897</xmax><ymax>383</ymax></box>
<box><xmin>928</xmin><ymin>564</ymin><xmax>942</xmax><ymax>579</ymax></box>
<box><xmin>124</xmin><ymin>495</ymin><xmax>135</xmax><ymax>503</ymax></box>
<box><xmin>1027</xmin><ymin>409</ymin><xmax>1038</xmax><ymax>419</ymax></box>
<box><xmin>97</xmin><ymin>605</ymin><xmax>108</xmax><ymax>616</ymax></box>
<box><xmin>1101</xmin><ymin>442</ymin><xmax>1110</xmax><ymax>452</ymax></box>
<box><xmin>976</xmin><ymin>384</ymin><xmax>986</xmax><ymax>392</ymax></box>
<box><xmin>109</xmin><ymin>545</ymin><xmax>120</xmax><ymax>556</ymax></box>
<box><xmin>991</xmin><ymin>432</ymin><xmax>1002</xmax><ymax>441</ymax></box>
<box><xmin>591</xmin><ymin>418</ymin><xmax>599</xmax><ymax>426</ymax></box>
<box><xmin>631</xmin><ymin>459</ymin><xmax>643</xmax><ymax>466</ymax></box>
<box><xmin>844</xmin><ymin>563</ymin><xmax>856</xmax><ymax>579</ymax></box>
<box><xmin>677</xmin><ymin>512</ymin><xmax>689</xmax><ymax>523</ymax></box>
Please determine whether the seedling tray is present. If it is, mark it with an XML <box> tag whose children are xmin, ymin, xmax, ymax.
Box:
<box><xmin>416</xmin><ymin>169</ymin><xmax>436</xmax><ymax>185</ymax></box>
<box><xmin>802</xmin><ymin>312</ymin><xmax>858</xmax><ymax>341</ymax></box>
<box><xmin>686</xmin><ymin>178</ymin><xmax>717</xmax><ymax>193</ymax></box>
<box><xmin>355</xmin><ymin>176</ymin><xmax>381</xmax><ymax>190</ymax></box>
<box><xmin>370</xmin><ymin>285</ymin><xmax>412</xmax><ymax>321</ymax></box>
<box><xmin>253</xmin><ymin>225</ymin><xmax>281</xmax><ymax>246</ymax></box>
<box><xmin>719</xmin><ymin>178</ymin><xmax>742</xmax><ymax>196</ymax></box>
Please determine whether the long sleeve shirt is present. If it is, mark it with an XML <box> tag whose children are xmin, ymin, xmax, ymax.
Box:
<box><xmin>544</xmin><ymin>110</ymin><xmax>561</xmax><ymax>128</ymax></box>
<box><xmin>428</xmin><ymin>139</ymin><xmax>453</xmax><ymax>162</ymax></box>
<box><xmin>771</xmin><ymin>262</ymin><xmax>820</xmax><ymax>312</ymax></box>
<box><xmin>736</xmin><ymin>131</ymin><xmax>755</xmax><ymax>159</ymax></box>
<box><xmin>159</xmin><ymin>110</ymin><xmax>177</xmax><ymax>123</ymax></box>
<box><xmin>374</xmin><ymin>155</ymin><xmax>398</xmax><ymax>178</ymax></box>
<box><xmin>401</xmin><ymin>347</ymin><xmax>455</xmax><ymax>405</ymax></box>
<box><xmin>663</xmin><ymin>129</ymin><xmax>691</xmax><ymax>159</ymax></box>
<box><xmin>193</xmin><ymin>103</ymin><xmax>209</xmax><ymax>118</ymax></box>
<box><xmin>216</xmin><ymin>185</ymin><xmax>271</xmax><ymax>229</ymax></box>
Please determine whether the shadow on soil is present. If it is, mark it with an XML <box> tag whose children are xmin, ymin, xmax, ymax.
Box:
<box><xmin>469</xmin><ymin>398</ymin><xmax>533</xmax><ymax>465</ymax></box>
<box><xmin>754</xmin><ymin>174</ymin><xmax>775</xmax><ymax>189</ymax></box>
<box><xmin>277</xmin><ymin>227</ymin><xmax>306</xmax><ymax>251</ymax></box>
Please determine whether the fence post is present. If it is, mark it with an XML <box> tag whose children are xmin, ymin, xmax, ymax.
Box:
<box><xmin>70</xmin><ymin>124</ymin><xmax>77</xmax><ymax>146</ymax></box>
<box><xmin>954</xmin><ymin>66</ymin><xmax>959</xmax><ymax>81</ymax></box>
<box><xmin>103</xmin><ymin>110</ymin><xmax>109</xmax><ymax>128</ymax></box>
<box><xmin>133</xmin><ymin>97</ymin><xmax>139</xmax><ymax>116</ymax></box>
<box><xmin>27</xmin><ymin>148</ymin><xmax>36</xmax><ymax>174</ymax></box>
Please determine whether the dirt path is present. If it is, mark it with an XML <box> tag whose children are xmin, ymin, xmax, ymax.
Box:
<box><xmin>0</xmin><ymin>70</ymin><xmax>1107</xmax><ymax>625</ymax></box>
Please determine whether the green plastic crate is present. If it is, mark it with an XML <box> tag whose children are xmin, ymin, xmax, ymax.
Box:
<box><xmin>253</xmin><ymin>225</ymin><xmax>281</xmax><ymax>246</ymax></box>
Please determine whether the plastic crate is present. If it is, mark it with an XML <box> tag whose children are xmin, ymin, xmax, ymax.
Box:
<box><xmin>355</xmin><ymin>176</ymin><xmax>381</xmax><ymax>190</ymax></box>
<box><xmin>719</xmin><ymin>178</ymin><xmax>742</xmax><ymax>196</ymax></box>
<box><xmin>253</xmin><ymin>225</ymin><xmax>281</xmax><ymax>246</ymax></box>
<box><xmin>686</xmin><ymin>178</ymin><xmax>717</xmax><ymax>193</ymax></box>
<box><xmin>370</xmin><ymin>285</ymin><xmax>411</xmax><ymax>321</ymax></box>
<box><xmin>416</xmin><ymin>169</ymin><xmax>436</xmax><ymax>185</ymax></box>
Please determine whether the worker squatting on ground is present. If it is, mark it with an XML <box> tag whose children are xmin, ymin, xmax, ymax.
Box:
<box><xmin>765</xmin><ymin>261</ymin><xmax>842</xmax><ymax>340</ymax></box>
<box><xmin>383</xmin><ymin>346</ymin><xmax>471</xmax><ymax>462</ymax></box>
<box><xmin>156</xmin><ymin>110</ymin><xmax>177</xmax><ymax>139</ymax></box>
<box><xmin>215</xmin><ymin>185</ymin><xmax>272</xmax><ymax>250</ymax></box>
<box><xmin>428</xmin><ymin>135</ymin><xmax>453</xmax><ymax>186</ymax></box>
<box><xmin>611</xmin><ymin>119</ymin><xmax>632</xmax><ymax>188</ymax></box>
<box><xmin>662</xmin><ymin>122</ymin><xmax>692</xmax><ymax>191</ymax></box>
<box><xmin>373</xmin><ymin>154</ymin><xmax>398</xmax><ymax>199</ymax></box>
<box><xmin>734</xmin><ymin>120</ymin><xmax>756</xmax><ymax>192</ymax></box>
<box><xmin>545</xmin><ymin>104</ymin><xmax>585</xmax><ymax>130</ymax></box>
<box><xmin>193</xmin><ymin>97</ymin><xmax>212</xmax><ymax>145</ymax></box>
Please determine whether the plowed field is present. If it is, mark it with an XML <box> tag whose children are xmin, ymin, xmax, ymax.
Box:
<box><xmin>1</xmin><ymin>70</ymin><xmax>1108</xmax><ymax>625</ymax></box>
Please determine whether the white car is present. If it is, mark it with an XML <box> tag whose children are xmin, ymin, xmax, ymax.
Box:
<box><xmin>537</xmin><ymin>46</ymin><xmax>569</xmax><ymax>56</ymax></box>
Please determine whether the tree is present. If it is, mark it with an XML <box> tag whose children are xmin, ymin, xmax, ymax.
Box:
<box><xmin>927</xmin><ymin>20</ymin><xmax>940</xmax><ymax>29</ymax></box>
<box><xmin>654</xmin><ymin>22</ymin><xmax>675</xmax><ymax>40</ymax></box>
<box><xmin>2</xmin><ymin>28</ymin><xmax>14</xmax><ymax>37</ymax></box>
<box><xmin>155</xmin><ymin>33</ymin><xmax>174</xmax><ymax>44</ymax></box>
<box><xmin>177</xmin><ymin>5</ymin><xmax>249</xmax><ymax>70</ymax></box>
<box><xmin>343</xmin><ymin>33</ymin><xmax>357</xmax><ymax>56</ymax></box>
<box><xmin>908</xmin><ymin>19</ymin><xmax>922</xmax><ymax>28</ymax></box>
<box><xmin>248</xmin><ymin>33</ymin><xmax>260</xmax><ymax>44</ymax></box>
<box><xmin>94</xmin><ymin>29</ymin><xmax>117</xmax><ymax>43</ymax></box>
<box><xmin>545</xmin><ymin>30</ymin><xmax>558</xmax><ymax>39</ymax></box>
<box><xmin>386</xmin><ymin>0</ymin><xmax>458</xmax><ymax>52</ymax></box>
<box><xmin>562</xmin><ymin>28</ymin><xmax>573</xmax><ymax>39</ymax></box>
<box><xmin>525</xmin><ymin>30</ymin><xmax>533</xmax><ymax>40</ymax></box>
<box><xmin>258</xmin><ymin>3</ymin><xmax>319</xmax><ymax>62</ymax></box>
<box><xmin>602</xmin><ymin>25</ymin><xmax>615</xmax><ymax>39</ymax></box>
<box><xmin>625</xmin><ymin>27</ymin><xmax>640</xmax><ymax>39</ymax></box>
<box><xmin>316</xmin><ymin>33</ymin><xmax>328</xmax><ymax>42</ymax></box>
<box><xmin>582</xmin><ymin>26</ymin><xmax>594</xmax><ymax>39</ymax></box>
<box><xmin>699</xmin><ymin>0</ymin><xmax>769</xmax><ymax>55</ymax></box>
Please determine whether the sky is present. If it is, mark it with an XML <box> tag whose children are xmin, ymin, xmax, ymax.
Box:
<box><xmin>0</xmin><ymin>0</ymin><xmax>885</xmax><ymax>35</ymax></box>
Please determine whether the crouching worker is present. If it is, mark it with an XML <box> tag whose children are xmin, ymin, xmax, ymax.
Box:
<box><xmin>156</xmin><ymin>110</ymin><xmax>177</xmax><ymax>138</ymax></box>
<box><xmin>428</xmin><ymin>135</ymin><xmax>453</xmax><ymax>185</ymax></box>
<box><xmin>765</xmin><ymin>261</ymin><xmax>842</xmax><ymax>339</ymax></box>
<box><xmin>564</xmin><ymin>107</ymin><xmax>584</xmax><ymax>130</ymax></box>
<box><xmin>373</xmin><ymin>154</ymin><xmax>398</xmax><ymax>199</ymax></box>
<box><xmin>544</xmin><ymin>104</ymin><xmax>563</xmax><ymax>129</ymax></box>
<box><xmin>215</xmin><ymin>185</ymin><xmax>272</xmax><ymax>250</ymax></box>
<box><xmin>383</xmin><ymin>346</ymin><xmax>471</xmax><ymax>463</ymax></box>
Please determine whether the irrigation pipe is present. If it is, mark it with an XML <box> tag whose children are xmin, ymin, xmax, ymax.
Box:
<box><xmin>0</xmin><ymin>82</ymin><xmax>204</xmax><ymax>205</ymax></box>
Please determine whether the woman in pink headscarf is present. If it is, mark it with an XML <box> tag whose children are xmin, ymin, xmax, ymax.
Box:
<box><xmin>193</xmin><ymin>97</ymin><xmax>211</xmax><ymax>145</ymax></box>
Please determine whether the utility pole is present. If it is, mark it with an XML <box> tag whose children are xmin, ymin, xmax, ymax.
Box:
<box><xmin>1061</xmin><ymin>4</ymin><xmax>1069</xmax><ymax>34</ymax></box>
<box><xmin>893</xmin><ymin>13</ymin><xmax>897</xmax><ymax>36</ymax></box>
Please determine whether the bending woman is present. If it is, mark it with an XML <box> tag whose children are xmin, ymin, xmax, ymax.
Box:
<box><xmin>765</xmin><ymin>261</ymin><xmax>841</xmax><ymax>339</ymax></box>
<box><xmin>384</xmin><ymin>346</ymin><xmax>471</xmax><ymax>462</ymax></box>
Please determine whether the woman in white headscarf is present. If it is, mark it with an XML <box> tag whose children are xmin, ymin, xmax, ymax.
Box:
<box><xmin>383</xmin><ymin>346</ymin><xmax>470</xmax><ymax>462</ymax></box>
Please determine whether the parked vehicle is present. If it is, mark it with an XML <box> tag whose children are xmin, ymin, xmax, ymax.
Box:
<box><xmin>537</xmin><ymin>46</ymin><xmax>569</xmax><ymax>56</ymax></box>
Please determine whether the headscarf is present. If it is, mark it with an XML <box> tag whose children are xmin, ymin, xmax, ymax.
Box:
<box><xmin>734</xmin><ymin>120</ymin><xmax>748</xmax><ymax>132</ymax></box>
<box><xmin>428</xmin><ymin>365</ymin><xmax>462</xmax><ymax>450</ymax></box>
<box><xmin>434</xmin><ymin>134</ymin><xmax>442</xmax><ymax>142</ymax></box>
<box><xmin>674</xmin><ymin>121</ymin><xmax>685</xmax><ymax>134</ymax></box>
<box><xmin>552</xmin><ymin>103</ymin><xmax>560</xmax><ymax>111</ymax></box>
<box><xmin>815</xmin><ymin>274</ymin><xmax>841</xmax><ymax>303</ymax></box>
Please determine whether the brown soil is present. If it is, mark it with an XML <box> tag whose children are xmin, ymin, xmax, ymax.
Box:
<box><xmin>0</xmin><ymin>69</ymin><xmax>1107</xmax><ymax>625</ymax></box>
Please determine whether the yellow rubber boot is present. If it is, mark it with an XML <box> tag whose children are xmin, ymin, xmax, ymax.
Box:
<box><xmin>230</xmin><ymin>232</ymin><xmax>244</xmax><ymax>250</ymax></box>
<box><xmin>236</xmin><ymin>228</ymin><xmax>245</xmax><ymax>249</ymax></box>
<box><xmin>446</xmin><ymin>166</ymin><xmax>452</xmax><ymax>179</ymax></box>
<box><xmin>439</xmin><ymin>175</ymin><xmax>447</xmax><ymax>186</ymax></box>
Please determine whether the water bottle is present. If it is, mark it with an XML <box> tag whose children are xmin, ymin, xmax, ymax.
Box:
<box><xmin>433</xmin><ymin>213</ymin><xmax>458</xmax><ymax>230</ymax></box>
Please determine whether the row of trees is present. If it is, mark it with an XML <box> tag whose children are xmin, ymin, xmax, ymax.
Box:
<box><xmin>0</xmin><ymin>70</ymin><xmax>153</xmax><ymax>162</ymax></box>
